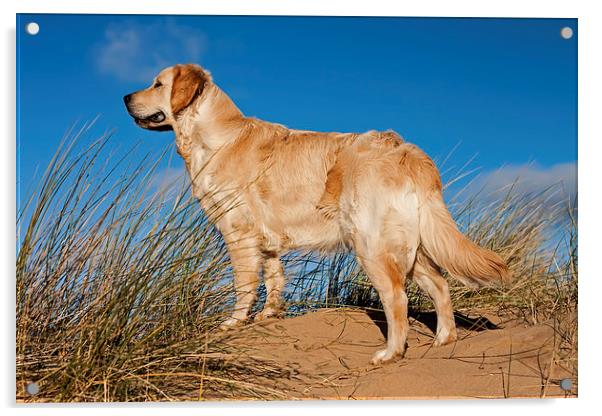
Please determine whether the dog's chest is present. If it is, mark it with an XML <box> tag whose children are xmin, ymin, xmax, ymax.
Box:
<box><xmin>188</xmin><ymin>145</ymin><xmax>252</xmax><ymax>228</ymax></box>
<box><xmin>189</xmin><ymin>146</ymin><xmax>217</xmax><ymax>201</ymax></box>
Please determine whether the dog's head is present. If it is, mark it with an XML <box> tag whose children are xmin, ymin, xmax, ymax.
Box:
<box><xmin>123</xmin><ymin>64</ymin><xmax>210</xmax><ymax>131</ymax></box>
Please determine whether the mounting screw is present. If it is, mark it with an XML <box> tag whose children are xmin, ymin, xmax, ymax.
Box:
<box><xmin>560</xmin><ymin>27</ymin><xmax>573</xmax><ymax>40</ymax></box>
<box><xmin>559</xmin><ymin>378</ymin><xmax>572</xmax><ymax>391</ymax></box>
<box><xmin>25</xmin><ymin>22</ymin><xmax>40</xmax><ymax>36</ymax></box>
<box><xmin>26</xmin><ymin>382</ymin><xmax>39</xmax><ymax>396</ymax></box>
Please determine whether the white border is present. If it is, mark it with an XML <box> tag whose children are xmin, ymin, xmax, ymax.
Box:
<box><xmin>3</xmin><ymin>1</ymin><xmax>600</xmax><ymax>415</ymax></box>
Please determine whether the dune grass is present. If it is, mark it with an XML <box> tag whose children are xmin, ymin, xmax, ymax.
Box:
<box><xmin>16</xmin><ymin>127</ymin><xmax>577</xmax><ymax>401</ymax></box>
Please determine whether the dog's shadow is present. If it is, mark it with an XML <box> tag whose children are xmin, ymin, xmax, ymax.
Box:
<box><xmin>366</xmin><ymin>308</ymin><xmax>498</xmax><ymax>339</ymax></box>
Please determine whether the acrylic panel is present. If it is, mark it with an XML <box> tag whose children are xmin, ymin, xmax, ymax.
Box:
<box><xmin>16</xmin><ymin>14</ymin><xmax>577</xmax><ymax>402</ymax></box>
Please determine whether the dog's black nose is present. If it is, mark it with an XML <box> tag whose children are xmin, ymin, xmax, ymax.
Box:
<box><xmin>123</xmin><ymin>94</ymin><xmax>132</xmax><ymax>104</ymax></box>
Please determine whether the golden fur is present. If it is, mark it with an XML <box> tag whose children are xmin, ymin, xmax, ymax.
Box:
<box><xmin>125</xmin><ymin>64</ymin><xmax>510</xmax><ymax>364</ymax></box>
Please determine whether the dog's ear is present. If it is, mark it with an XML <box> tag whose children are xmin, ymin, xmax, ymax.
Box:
<box><xmin>170</xmin><ymin>64</ymin><xmax>207</xmax><ymax>116</ymax></box>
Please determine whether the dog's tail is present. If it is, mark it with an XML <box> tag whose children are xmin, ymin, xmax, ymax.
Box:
<box><xmin>418</xmin><ymin>192</ymin><xmax>510</xmax><ymax>287</ymax></box>
<box><xmin>416</xmin><ymin>173</ymin><xmax>511</xmax><ymax>288</ymax></box>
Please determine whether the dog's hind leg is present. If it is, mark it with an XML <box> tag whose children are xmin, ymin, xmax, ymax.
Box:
<box><xmin>354</xmin><ymin>240</ymin><xmax>412</xmax><ymax>365</ymax></box>
<box><xmin>255</xmin><ymin>256</ymin><xmax>286</xmax><ymax>321</ymax></box>
<box><xmin>411</xmin><ymin>248</ymin><xmax>457</xmax><ymax>346</ymax></box>
<box><xmin>220</xmin><ymin>231</ymin><xmax>262</xmax><ymax>329</ymax></box>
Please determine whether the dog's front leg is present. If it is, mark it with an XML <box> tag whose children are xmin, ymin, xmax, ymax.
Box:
<box><xmin>220</xmin><ymin>231</ymin><xmax>262</xmax><ymax>329</ymax></box>
<box><xmin>255</xmin><ymin>256</ymin><xmax>286</xmax><ymax>321</ymax></box>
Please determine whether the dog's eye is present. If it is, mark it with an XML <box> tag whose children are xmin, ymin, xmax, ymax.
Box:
<box><xmin>153</xmin><ymin>81</ymin><xmax>163</xmax><ymax>88</ymax></box>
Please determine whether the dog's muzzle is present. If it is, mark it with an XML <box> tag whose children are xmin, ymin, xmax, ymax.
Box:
<box><xmin>123</xmin><ymin>94</ymin><xmax>165</xmax><ymax>124</ymax></box>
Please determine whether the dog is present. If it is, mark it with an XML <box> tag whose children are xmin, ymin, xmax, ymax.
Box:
<box><xmin>124</xmin><ymin>63</ymin><xmax>510</xmax><ymax>364</ymax></box>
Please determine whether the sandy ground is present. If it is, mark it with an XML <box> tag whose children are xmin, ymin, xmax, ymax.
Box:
<box><xmin>228</xmin><ymin>308</ymin><xmax>575</xmax><ymax>400</ymax></box>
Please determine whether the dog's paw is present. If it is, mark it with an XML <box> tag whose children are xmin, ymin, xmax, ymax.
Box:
<box><xmin>219</xmin><ymin>317</ymin><xmax>245</xmax><ymax>331</ymax></box>
<box><xmin>433</xmin><ymin>328</ymin><xmax>458</xmax><ymax>347</ymax></box>
<box><xmin>370</xmin><ymin>347</ymin><xmax>403</xmax><ymax>365</ymax></box>
<box><xmin>254</xmin><ymin>307</ymin><xmax>283</xmax><ymax>322</ymax></box>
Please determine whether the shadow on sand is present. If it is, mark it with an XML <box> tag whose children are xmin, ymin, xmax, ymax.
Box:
<box><xmin>366</xmin><ymin>308</ymin><xmax>499</xmax><ymax>339</ymax></box>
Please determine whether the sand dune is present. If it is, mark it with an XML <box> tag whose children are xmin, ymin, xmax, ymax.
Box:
<box><xmin>228</xmin><ymin>308</ymin><xmax>575</xmax><ymax>400</ymax></box>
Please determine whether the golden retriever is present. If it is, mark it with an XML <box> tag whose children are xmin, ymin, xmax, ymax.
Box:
<box><xmin>124</xmin><ymin>63</ymin><xmax>510</xmax><ymax>364</ymax></box>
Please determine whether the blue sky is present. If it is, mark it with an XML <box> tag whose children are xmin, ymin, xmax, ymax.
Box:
<box><xmin>16</xmin><ymin>14</ymin><xmax>577</xmax><ymax>208</ymax></box>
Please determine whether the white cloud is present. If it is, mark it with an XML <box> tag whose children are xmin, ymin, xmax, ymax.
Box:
<box><xmin>95</xmin><ymin>18</ymin><xmax>208</xmax><ymax>82</ymax></box>
<box><xmin>456</xmin><ymin>161</ymin><xmax>577</xmax><ymax>205</ymax></box>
